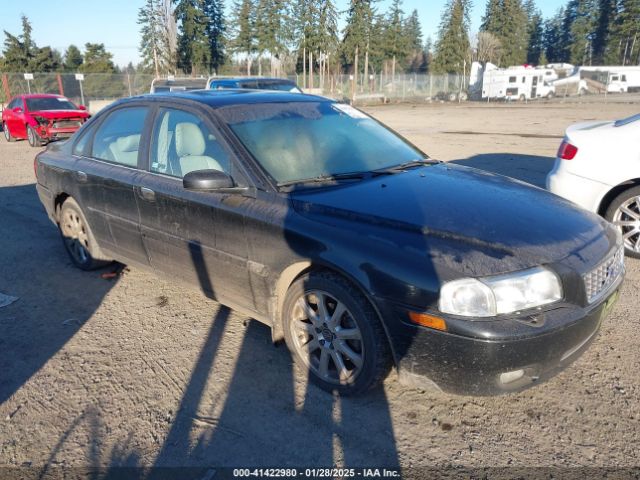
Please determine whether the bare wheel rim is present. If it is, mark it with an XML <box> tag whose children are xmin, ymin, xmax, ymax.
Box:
<box><xmin>289</xmin><ymin>289</ymin><xmax>364</xmax><ymax>386</ymax></box>
<box><xmin>61</xmin><ymin>209</ymin><xmax>90</xmax><ymax>264</ymax></box>
<box><xmin>28</xmin><ymin>127</ymin><xmax>35</xmax><ymax>145</ymax></box>
<box><xmin>613</xmin><ymin>195</ymin><xmax>640</xmax><ymax>253</ymax></box>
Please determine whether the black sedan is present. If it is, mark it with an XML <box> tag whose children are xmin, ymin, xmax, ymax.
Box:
<box><xmin>35</xmin><ymin>90</ymin><xmax>624</xmax><ymax>396</ymax></box>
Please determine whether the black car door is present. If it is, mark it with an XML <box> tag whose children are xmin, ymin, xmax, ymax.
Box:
<box><xmin>135</xmin><ymin>105</ymin><xmax>257</xmax><ymax>311</ymax></box>
<box><xmin>79</xmin><ymin>105</ymin><xmax>151</xmax><ymax>267</ymax></box>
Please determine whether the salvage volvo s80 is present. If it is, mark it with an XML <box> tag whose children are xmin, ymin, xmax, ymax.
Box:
<box><xmin>35</xmin><ymin>90</ymin><xmax>624</xmax><ymax>396</ymax></box>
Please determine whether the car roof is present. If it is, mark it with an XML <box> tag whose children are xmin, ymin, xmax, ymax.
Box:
<box><xmin>210</xmin><ymin>77</ymin><xmax>296</xmax><ymax>83</ymax></box>
<box><xmin>121</xmin><ymin>89</ymin><xmax>329</xmax><ymax>108</ymax></box>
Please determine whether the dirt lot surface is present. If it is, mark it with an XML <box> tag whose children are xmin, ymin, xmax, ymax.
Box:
<box><xmin>1</xmin><ymin>99</ymin><xmax>639</xmax><ymax>477</ymax></box>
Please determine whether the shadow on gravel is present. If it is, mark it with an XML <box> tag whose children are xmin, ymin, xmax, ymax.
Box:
<box><xmin>452</xmin><ymin>153</ymin><xmax>555</xmax><ymax>188</ymax></box>
<box><xmin>0</xmin><ymin>184</ymin><xmax>117</xmax><ymax>405</ymax></box>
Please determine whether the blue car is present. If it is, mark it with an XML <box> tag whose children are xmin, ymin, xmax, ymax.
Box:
<box><xmin>208</xmin><ymin>77</ymin><xmax>302</xmax><ymax>94</ymax></box>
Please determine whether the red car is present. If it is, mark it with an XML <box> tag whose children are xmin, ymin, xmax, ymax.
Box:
<box><xmin>2</xmin><ymin>94</ymin><xmax>90</xmax><ymax>147</ymax></box>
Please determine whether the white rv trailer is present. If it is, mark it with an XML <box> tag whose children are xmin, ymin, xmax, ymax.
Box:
<box><xmin>471</xmin><ymin>63</ymin><xmax>556</xmax><ymax>101</ymax></box>
<box><xmin>553</xmin><ymin>66</ymin><xmax>640</xmax><ymax>94</ymax></box>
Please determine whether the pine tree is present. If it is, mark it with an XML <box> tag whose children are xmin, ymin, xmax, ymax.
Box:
<box><xmin>526</xmin><ymin>11</ymin><xmax>545</xmax><ymax>64</ymax></box>
<box><xmin>341</xmin><ymin>0</ymin><xmax>375</xmax><ymax>73</ymax></box>
<box><xmin>174</xmin><ymin>0</ymin><xmax>211</xmax><ymax>74</ymax></box>
<box><xmin>432</xmin><ymin>0</ymin><xmax>471</xmax><ymax>74</ymax></box>
<box><xmin>609</xmin><ymin>0</ymin><xmax>640</xmax><ymax>64</ymax></box>
<box><xmin>593</xmin><ymin>0</ymin><xmax>616</xmax><ymax>64</ymax></box>
<box><xmin>80</xmin><ymin>43</ymin><xmax>117</xmax><ymax>73</ymax></box>
<box><xmin>404</xmin><ymin>9</ymin><xmax>425</xmax><ymax>72</ymax></box>
<box><xmin>203</xmin><ymin>0</ymin><xmax>225</xmax><ymax>72</ymax></box>
<box><xmin>63</xmin><ymin>45</ymin><xmax>84</xmax><ymax>72</ymax></box>
<box><xmin>565</xmin><ymin>0</ymin><xmax>598</xmax><ymax>65</ymax></box>
<box><xmin>229</xmin><ymin>0</ymin><xmax>255</xmax><ymax>74</ymax></box>
<box><xmin>543</xmin><ymin>8</ymin><xmax>566</xmax><ymax>62</ymax></box>
<box><xmin>480</xmin><ymin>0</ymin><xmax>529</xmax><ymax>66</ymax></box>
<box><xmin>1</xmin><ymin>15</ymin><xmax>35</xmax><ymax>72</ymax></box>
<box><xmin>382</xmin><ymin>0</ymin><xmax>410</xmax><ymax>78</ymax></box>
<box><xmin>139</xmin><ymin>0</ymin><xmax>176</xmax><ymax>75</ymax></box>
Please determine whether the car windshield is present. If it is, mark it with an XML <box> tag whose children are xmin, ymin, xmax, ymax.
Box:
<box><xmin>254</xmin><ymin>81</ymin><xmax>301</xmax><ymax>93</ymax></box>
<box><xmin>26</xmin><ymin>97</ymin><xmax>77</xmax><ymax>111</ymax></box>
<box><xmin>218</xmin><ymin>101</ymin><xmax>425</xmax><ymax>185</ymax></box>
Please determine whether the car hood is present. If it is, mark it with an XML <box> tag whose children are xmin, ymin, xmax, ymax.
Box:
<box><xmin>290</xmin><ymin>163</ymin><xmax>614</xmax><ymax>277</ymax></box>
<box><xmin>29</xmin><ymin>110</ymin><xmax>89</xmax><ymax>119</ymax></box>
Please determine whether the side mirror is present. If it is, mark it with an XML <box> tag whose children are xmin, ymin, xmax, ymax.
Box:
<box><xmin>78</xmin><ymin>105</ymin><xmax>87</xmax><ymax>111</ymax></box>
<box><xmin>183</xmin><ymin>169</ymin><xmax>234</xmax><ymax>191</ymax></box>
<box><xmin>13</xmin><ymin>107</ymin><xmax>23</xmax><ymax>114</ymax></box>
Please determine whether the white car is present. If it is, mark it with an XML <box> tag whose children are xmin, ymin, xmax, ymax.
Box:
<box><xmin>547</xmin><ymin>113</ymin><xmax>640</xmax><ymax>258</ymax></box>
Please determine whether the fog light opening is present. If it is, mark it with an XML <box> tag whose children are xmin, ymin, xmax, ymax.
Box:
<box><xmin>499</xmin><ymin>369</ymin><xmax>525</xmax><ymax>384</ymax></box>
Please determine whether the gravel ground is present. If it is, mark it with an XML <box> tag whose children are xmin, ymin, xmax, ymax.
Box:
<box><xmin>0</xmin><ymin>100</ymin><xmax>639</xmax><ymax>477</ymax></box>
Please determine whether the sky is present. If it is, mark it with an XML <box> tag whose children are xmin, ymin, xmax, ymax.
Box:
<box><xmin>0</xmin><ymin>0</ymin><xmax>563</xmax><ymax>68</ymax></box>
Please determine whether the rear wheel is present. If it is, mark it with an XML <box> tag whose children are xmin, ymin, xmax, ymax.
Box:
<box><xmin>27</xmin><ymin>125</ymin><xmax>41</xmax><ymax>147</ymax></box>
<box><xmin>2</xmin><ymin>122</ymin><xmax>13</xmax><ymax>142</ymax></box>
<box><xmin>606</xmin><ymin>186</ymin><xmax>640</xmax><ymax>258</ymax></box>
<box><xmin>59</xmin><ymin>197</ymin><xmax>111</xmax><ymax>270</ymax></box>
<box><xmin>282</xmin><ymin>271</ymin><xmax>392</xmax><ymax>396</ymax></box>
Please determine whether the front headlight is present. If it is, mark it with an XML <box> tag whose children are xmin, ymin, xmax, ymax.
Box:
<box><xmin>439</xmin><ymin>267</ymin><xmax>563</xmax><ymax>317</ymax></box>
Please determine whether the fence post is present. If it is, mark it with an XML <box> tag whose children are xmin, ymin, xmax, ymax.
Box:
<box><xmin>57</xmin><ymin>74</ymin><xmax>64</xmax><ymax>96</ymax></box>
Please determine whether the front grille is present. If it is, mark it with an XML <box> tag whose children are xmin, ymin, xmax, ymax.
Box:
<box><xmin>583</xmin><ymin>247</ymin><xmax>624</xmax><ymax>304</ymax></box>
<box><xmin>53</xmin><ymin>120</ymin><xmax>82</xmax><ymax>129</ymax></box>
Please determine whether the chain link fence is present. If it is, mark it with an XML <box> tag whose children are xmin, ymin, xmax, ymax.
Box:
<box><xmin>2</xmin><ymin>71</ymin><xmax>633</xmax><ymax>112</ymax></box>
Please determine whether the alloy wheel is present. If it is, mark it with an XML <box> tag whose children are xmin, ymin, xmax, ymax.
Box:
<box><xmin>3</xmin><ymin>125</ymin><xmax>9</xmax><ymax>141</ymax></box>
<box><xmin>61</xmin><ymin>209</ymin><xmax>90</xmax><ymax>265</ymax></box>
<box><xmin>613</xmin><ymin>195</ymin><xmax>640</xmax><ymax>254</ymax></box>
<box><xmin>289</xmin><ymin>289</ymin><xmax>364</xmax><ymax>386</ymax></box>
<box><xmin>28</xmin><ymin>127</ymin><xmax>36</xmax><ymax>147</ymax></box>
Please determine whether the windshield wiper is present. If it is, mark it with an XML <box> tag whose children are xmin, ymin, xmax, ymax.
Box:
<box><xmin>278</xmin><ymin>172</ymin><xmax>368</xmax><ymax>189</ymax></box>
<box><xmin>371</xmin><ymin>158</ymin><xmax>438</xmax><ymax>176</ymax></box>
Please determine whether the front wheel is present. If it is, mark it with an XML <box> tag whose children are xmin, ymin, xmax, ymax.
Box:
<box><xmin>605</xmin><ymin>186</ymin><xmax>640</xmax><ymax>258</ymax></box>
<box><xmin>59</xmin><ymin>197</ymin><xmax>111</xmax><ymax>270</ymax></box>
<box><xmin>282</xmin><ymin>271</ymin><xmax>392</xmax><ymax>396</ymax></box>
<box><xmin>27</xmin><ymin>125</ymin><xmax>41</xmax><ymax>147</ymax></box>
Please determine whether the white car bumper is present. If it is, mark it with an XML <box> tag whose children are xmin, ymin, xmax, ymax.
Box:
<box><xmin>546</xmin><ymin>164</ymin><xmax>611</xmax><ymax>213</ymax></box>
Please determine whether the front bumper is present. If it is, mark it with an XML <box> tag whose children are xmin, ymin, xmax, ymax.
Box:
<box><xmin>375</xmin><ymin>275</ymin><xmax>623</xmax><ymax>395</ymax></box>
<box><xmin>34</xmin><ymin>124</ymin><xmax>81</xmax><ymax>142</ymax></box>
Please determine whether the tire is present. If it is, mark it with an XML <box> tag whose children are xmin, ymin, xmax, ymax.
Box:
<box><xmin>59</xmin><ymin>197</ymin><xmax>111</xmax><ymax>270</ymax></box>
<box><xmin>519</xmin><ymin>94</ymin><xmax>526</xmax><ymax>102</ymax></box>
<box><xmin>27</xmin><ymin>125</ymin><xmax>41</xmax><ymax>147</ymax></box>
<box><xmin>605</xmin><ymin>186</ymin><xmax>640</xmax><ymax>259</ymax></box>
<box><xmin>2</xmin><ymin>122</ymin><xmax>13</xmax><ymax>142</ymax></box>
<box><xmin>282</xmin><ymin>270</ymin><xmax>392</xmax><ymax>396</ymax></box>
<box><xmin>547</xmin><ymin>92</ymin><xmax>555</xmax><ymax>99</ymax></box>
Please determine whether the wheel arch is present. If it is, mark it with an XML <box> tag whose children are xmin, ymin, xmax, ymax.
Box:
<box><xmin>271</xmin><ymin>260</ymin><xmax>398</xmax><ymax>368</ymax></box>
<box><xmin>53</xmin><ymin>192</ymin><xmax>71</xmax><ymax>223</ymax></box>
<box><xmin>598</xmin><ymin>179</ymin><xmax>640</xmax><ymax>217</ymax></box>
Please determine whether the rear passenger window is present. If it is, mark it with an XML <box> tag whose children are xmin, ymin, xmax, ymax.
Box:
<box><xmin>91</xmin><ymin>107</ymin><xmax>148</xmax><ymax>167</ymax></box>
<box><xmin>150</xmin><ymin>108</ymin><xmax>231</xmax><ymax>178</ymax></box>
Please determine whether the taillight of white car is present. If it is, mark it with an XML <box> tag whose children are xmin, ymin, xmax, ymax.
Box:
<box><xmin>557</xmin><ymin>140</ymin><xmax>578</xmax><ymax>160</ymax></box>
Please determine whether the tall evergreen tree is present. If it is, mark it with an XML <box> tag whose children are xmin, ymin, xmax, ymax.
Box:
<box><xmin>63</xmin><ymin>45</ymin><xmax>84</xmax><ymax>72</ymax></box>
<box><xmin>203</xmin><ymin>0</ymin><xmax>225</xmax><ymax>72</ymax></box>
<box><xmin>80</xmin><ymin>43</ymin><xmax>117</xmax><ymax>73</ymax></box>
<box><xmin>404</xmin><ymin>9</ymin><xmax>426</xmax><ymax>72</ymax></box>
<box><xmin>480</xmin><ymin>0</ymin><xmax>529</xmax><ymax>66</ymax></box>
<box><xmin>593</xmin><ymin>0</ymin><xmax>616</xmax><ymax>63</ymax></box>
<box><xmin>173</xmin><ymin>0</ymin><xmax>211</xmax><ymax>74</ymax></box>
<box><xmin>139</xmin><ymin>0</ymin><xmax>170</xmax><ymax>76</ymax></box>
<box><xmin>526</xmin><ymin>11</ymin><xmax>545</xmax><ymax>64</ymax></box>
<box><xmin>432</xmin><ymin>0</ymin><xmax>471</xmax><ymax>74</ymax></box>
<box><xmin>228</xmin><ymin>0</ymin><xmax>256</xmax><ymax>74</ymax></box>
<box><xmin>609</xmin><ymin>0</ymin><xmax>640</xmax><ymax>64</ymax></box>
<box><xmin>341</xmin><ymin>0</ymin><xmax>375</xmax><ymax>73</ymax></box>
<box><xmin>565</xmin><ymin>0</ymin><xmax>598</xmax><ymax>65</ymax></box>
<box><xmin>543</xmin><ymin>8</ymin><xmax>566</xmax><ymax>62</ymax></box>
<box><xmin>1</xmin><ymin>15</ymin><xmax>35</xmax><ymax>72</ymax></box>
<box><xmin>382</xmin><ymin>0</ymin><xmax>410</xmax><ymax>77</ymax></box>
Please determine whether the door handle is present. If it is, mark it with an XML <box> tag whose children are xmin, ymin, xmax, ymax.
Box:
<box><xmin>139</xmin><ymin>186</ymin><xmax>156</xmax><ymax>201</ymax></box>
<box><xmin>75</xmin><ymin>171</ymin><xmax>88</xmax><ymax>182</ymax></box>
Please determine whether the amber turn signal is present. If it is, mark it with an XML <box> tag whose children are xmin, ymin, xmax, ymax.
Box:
<box><xmin>408</xmin><ymin>312</ymin><xmax>448</xmax><ymax>331</ymax></box>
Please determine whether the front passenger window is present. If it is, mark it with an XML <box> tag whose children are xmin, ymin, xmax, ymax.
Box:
<box><xmin>91</xmin><ymin>107</ymin><xmax>148</xmax><ymax>167</ymax></box>
<box><xmin>150</xmin><ymin>108</ymin><xmax>231</xmax><ymax>178</ymax></box>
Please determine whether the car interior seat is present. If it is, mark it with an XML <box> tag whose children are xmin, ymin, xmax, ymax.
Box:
<box><xmin>175</xmin><ymin>122</ymin><xmax>223</xmax><ymax>176</ymax></box>
<box><xmin>108</xmin><ymin>134</ymin><xmax>140</xmax><ymax>167</ymax></box>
